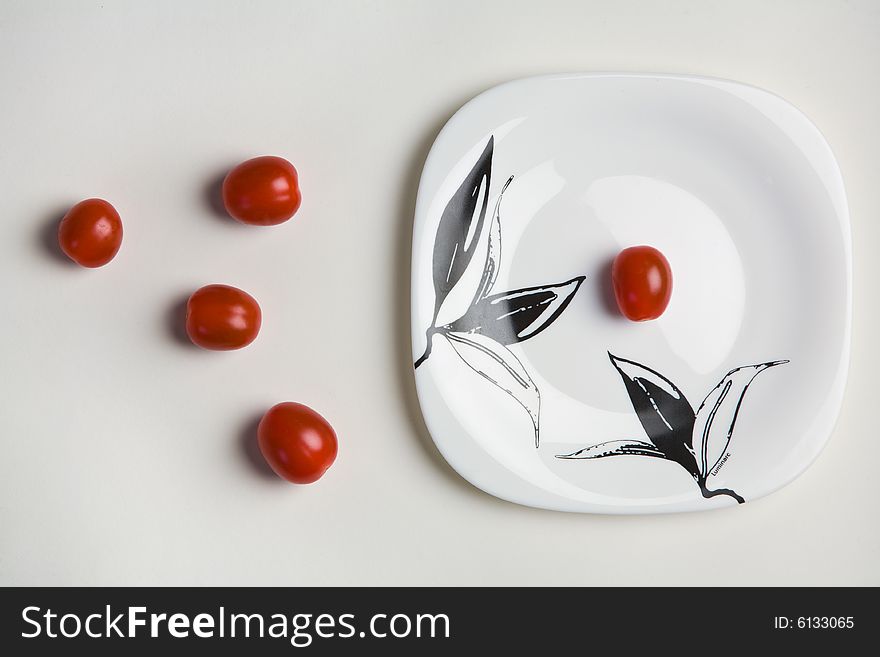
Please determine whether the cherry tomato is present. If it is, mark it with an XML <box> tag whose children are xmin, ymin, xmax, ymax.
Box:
<box><xmin>258</xmin><ymin>402</ymin><xmax>338</xmax><ymax>484</ymax></box>
<box><xmin>612</xmin><ymin>245</ymin><xmax>673</xmax><ymax>321</ymax></box>
<box><xmin>222</xmin><ymin>156</ymin><xmax>301</xmax><ymax>225</ymax></box>
<box><xmin>185</xmin><ymin>284</ymin><xmax>261</xmax><ymax>350</ymax></box>
<box><xmin>57</xmin><ymin>198</ymin><xmax>123</xmax><ymax>267</ymax></box>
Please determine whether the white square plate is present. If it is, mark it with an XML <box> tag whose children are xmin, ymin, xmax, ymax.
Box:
<box><xmin>411</xmin><ymin>73</ymin><xmax>850</xmax><ymax>513</ymax></box>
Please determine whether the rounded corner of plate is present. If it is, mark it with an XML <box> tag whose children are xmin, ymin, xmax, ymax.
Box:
<box><xmin>408</xmin><ymin>72</ymin><xmax>851</xmax><ymax>516</ymax></box>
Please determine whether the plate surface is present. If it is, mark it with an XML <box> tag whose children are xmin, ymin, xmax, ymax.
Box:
<box><xmin>411</xmin><ymin>73</ymin><xmax>850</xmax><ymax>513</ymax></box>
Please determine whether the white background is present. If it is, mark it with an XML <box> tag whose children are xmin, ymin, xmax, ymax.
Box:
<box><xmin>0</xmin><ymin>0</ymin><xmax>877</xmax><ymax>585</ymax></box>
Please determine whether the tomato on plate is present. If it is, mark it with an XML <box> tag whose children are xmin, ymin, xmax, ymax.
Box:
<box><xmin>222</xmin><ymin>156</ymin><xmax>301</xmax><ymax>226</ymax></box>
<box><xmin>612</xmin><ymin>245</ymin><xmax>672</xmax><ymax>321</ymax></box>
<box><xmin>185</xmin><ymin>284</ymin><xmax>261</xmax><ymax>350</ymax></box>
<box><xmin>258</xmin><ymin>402</ymin><xmax>338</xmax><ymax>484</ymax></box>
<box><xmin>57</xmin><ymin>198</ymin><xmax>123</xmax><ymax>267</ymax></box>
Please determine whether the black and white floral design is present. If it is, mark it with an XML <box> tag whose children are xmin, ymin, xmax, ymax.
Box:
<box><xmin>414</xmin><ymin>135</ymin><xmax>787</xmax><ymax>503</ymax></box>
<box><xmin>414</xmin><ymin>136</ymin><xmax>585</xmax><ymax>447</ymax></box>
<box><xmin>558</xmin><ymin>353</ymin><xmax>788</xmax><ymax>503</ymax></box>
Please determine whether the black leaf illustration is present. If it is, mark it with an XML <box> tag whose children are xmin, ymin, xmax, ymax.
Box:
<box><xmin>414</xmin><ymin>135</ymin><xmax>586</xmax><ymax>448</ymax></box>
<box><xmin>557</xmin><ymin>440</ymin><xmax>666</xmax><ymax>460</ymax></box>
<box><xmin>444</xmin><ymin>331</ymin><xmax>541</xmax><ymax>447</ymax></box>
<box><xmin>430</xmin><ymin>136</ymin><xmax>493</xmax><ymax>325</ymax></box>
<box><xmin>560</xmin><ymin>354</ymin><xmax>788</xmax><ymax>505</ymax></box>
<box><xmin>446</xmin><ymin>276</ymin><xmax>586</xmax><ymax>345</ymax></box>
<box><xmin>607</xmin><ymin>353</ymin><xmax>700</xmax><ymax>479</ymax></box>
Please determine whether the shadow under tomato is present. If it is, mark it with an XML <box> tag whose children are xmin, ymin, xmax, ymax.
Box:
<box><xmin>165</xmin><ymin>293</ymin><xmax>194</xmax><ymax>348</ymax></box>
<box><xmin>37</xmin><ymin>206</ymin><xmax>77</xmax><ymax>266</ymax></box>
<box><xmin>596</xmin><ymin>253</ymin><xmax>620</xmax><ymax>317</ymax></box>
<box><xmin>238</xmin><ymin>411</ymin><xmax>278</xmax><ymax>481</ymax></box>
<box><xmin>202</xmin><ymin>168</ymin><xmax>233</xmax><ymax>222</ymax></box>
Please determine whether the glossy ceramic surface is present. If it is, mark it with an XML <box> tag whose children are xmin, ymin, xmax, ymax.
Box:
<box><xmin>411</xmin><ymin>73</ymin><xmax>851</xmax><ymax>513</ymax></box>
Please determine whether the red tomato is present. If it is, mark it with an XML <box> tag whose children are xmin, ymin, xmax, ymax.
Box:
<box><xmin>185</xmin><ymin>284</ymin><xmax>262</xmax><ymax>350</ymax></box>
<box><xmin>612</xmin><ymin>245</ymin><xmax>672</xmax><ymax>321</ymax></box>
<box><xmin>258</xmin><ymin>402</ymin><xmax>338</xmax><ymax>484</ymax></box>
<box><xmin>222</xmin><ymin>156</ymin><xmax>301</xmax><ymax>225</ymax></box>
<box><xmin>57</xmin><ymin>198</ymin><xmax>123</xmax><ymax>267</ymax></box>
